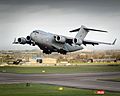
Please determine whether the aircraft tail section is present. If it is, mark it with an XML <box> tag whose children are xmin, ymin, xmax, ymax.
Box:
<box><xmin>75</xmin><ymin>25</ymin><xmax>88</xmax><ymax>40</ymax></box>
<box><xmin>69</xmin><ymin>25</ymin><xmax>107</xmax><ymax>40</ymax></box>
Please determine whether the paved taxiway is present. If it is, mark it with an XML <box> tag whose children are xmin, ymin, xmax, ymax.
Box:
<box><xmin>0</xmin><ymin>72</ymin><xmax>120</xmax><ymax>92</ymax></box>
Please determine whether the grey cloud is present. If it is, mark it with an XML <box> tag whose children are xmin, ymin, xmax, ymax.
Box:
<box><xmin>0</xmin><ymin>0</ymin><xmax>120</xmax><ymax>50</ymax></box>
<box><xmin>0</xmin><ymin>0</ymin><xmax>119</xmax><ymax>22</ymax></box>
<box><xmin>0</xmin><ymin>0</ymin><xmax>120</xmax><ymax>12</ymax></box>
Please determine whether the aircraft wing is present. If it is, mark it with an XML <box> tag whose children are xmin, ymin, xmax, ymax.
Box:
<box><xmin>83</xmin><ymin>39</ymin><xmax>117</xmax><ymax>46</ymax></box>
<box><xmin>12</xmin><ymin>37</ymin><xmax>36</xmax><ymax>46</ymax></box>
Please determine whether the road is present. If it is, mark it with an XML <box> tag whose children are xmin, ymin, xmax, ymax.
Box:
<box><xmin>0</xmin><ymin>72</ymin><xmax>120</xmax><ymax>92</ymax></box>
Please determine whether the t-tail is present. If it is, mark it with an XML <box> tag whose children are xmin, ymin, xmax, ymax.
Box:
<box><xmin>69</xmin><ymin>25</ymin><xmax>107</xmax><ymax>40</ymax></box>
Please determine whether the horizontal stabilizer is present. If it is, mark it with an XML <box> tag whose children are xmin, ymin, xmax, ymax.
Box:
<box><xmin>69</xmin><ymin>25</ymin><xmax>107</xmax><ymax>33</ymax></box>
<box><xmin>69</xmin><ymin>28</ymin><xmax>80</xmax><ymax>32</ymax></box>
<box><xmin>84</xmin><ymin>28</ymin><xmax>107</xmax><ymax>32</ymax></box>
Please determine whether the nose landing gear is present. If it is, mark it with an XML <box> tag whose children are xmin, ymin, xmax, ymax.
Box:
<box><xmin>43</xmin><ymin>50</ymin><xmax>52</xmax><ymax>54</ymax></box>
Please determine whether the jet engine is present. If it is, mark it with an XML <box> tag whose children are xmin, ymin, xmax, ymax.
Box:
<box><xmin>18</xmin><ymin>37</ymin><xmax>26</xmax><ymax>44</ymax></box>
<box><xmin>26</xmin><ymin>36</ymin><xmax>32</xmax><ymax>44</ymax></box>
<box><xmin>73</xmin><ymin>38</ymin><xmax>82</xmax><ymax>45</ymax></box>
<box><xmin>54</xmin><ymin>35</ymin><xmax>66</xmax><ymax>43</ymax></box>
<box><xmin>26</xmin><ymin>36</ymin><xmax>36</xmax><ymax>46</ymax></box>
<box><xmin>26</xmin><ymin>36</ymin><xmax>31</xmax><ymax>42</ymax></box>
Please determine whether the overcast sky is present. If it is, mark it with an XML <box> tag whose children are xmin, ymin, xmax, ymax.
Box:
<box><xmin>0</xmin><ymin>0</ymin><xmax>120</xmax><ymax>50</ymax></box>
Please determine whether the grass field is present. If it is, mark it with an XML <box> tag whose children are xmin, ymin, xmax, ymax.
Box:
<box><xmin>0</xmin><ymin>65</ymin><xmax>120</xmax><ymax>74</ymax></box>
<box><xmin>0</xmin><ymin>83</ymin><xmax>120</xmax><ymax>96</ymax></box>
<box><xmin>0</xmin><ymin>65</ymin><xmax>120</xmax><ymax>96</ymax></box>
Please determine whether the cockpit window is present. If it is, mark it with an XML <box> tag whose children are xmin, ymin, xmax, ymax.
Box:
<box><xmin>33</xmin><ymin>31</ymin><xmax>39</xmax><ymax>34</ymax></box>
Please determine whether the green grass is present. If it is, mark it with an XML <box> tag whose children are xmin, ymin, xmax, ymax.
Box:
<box><xmin>71</xmin><ymin>62</ymin><xmax>120</xmax><ymax>65</ymax></box>
<box><xmin>0</xmin><ymin>65</ymin><xmax>120</xmax><ymax>96</ymax></box>
<box><xmin>0</xmin><ymin>65</ymin><xmax>120</xmax><ymax>74</ymax></box>
<box><xmin>0</xmin><ymin>83</ymin><xmax>120</xmax><ymax>96</ymax></box>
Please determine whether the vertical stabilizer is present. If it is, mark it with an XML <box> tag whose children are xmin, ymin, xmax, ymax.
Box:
<box><xmin>75</xmin><ymin>25</ymin><xmax>88</xmax><ymax>40</ymax></box>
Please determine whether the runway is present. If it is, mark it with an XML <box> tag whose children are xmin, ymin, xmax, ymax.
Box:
<box><xmin>0</xmin><ymin>72</ymin><xmax>120</xmax><ymax>92</ymax></box>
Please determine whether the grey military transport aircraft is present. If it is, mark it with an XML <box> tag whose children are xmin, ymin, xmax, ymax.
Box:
<box><xmin>13</xmin><ymin>25</ymin><xmax>116</xmax><ymax>54</ymax></box>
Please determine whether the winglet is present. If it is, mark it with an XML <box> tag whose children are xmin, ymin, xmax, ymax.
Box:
<box><xmin>112</xmin><ymin>38</ymin><xmax>117</xmax><ymax>45</ymax></box>
<box><xmin>12</xmin><ymin>38</ymin><xmax>18</xmax><ymax>44</ymax></box>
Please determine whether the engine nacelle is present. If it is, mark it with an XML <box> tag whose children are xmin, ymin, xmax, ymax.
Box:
<box><xmin>54</xmin><ymin>35</ymin><xmax>66</xmax><ymax>43</ymax></box>
<box><xmin>26</xmin><ymin>36</ymin><xmax>31</xmax><ymax>42</ymax></box>
<box><xmin>73</xmin><ymin>38</ymin><xmax>82</xmax><ymax>45</ymax></box>
<box><xmin>26</xmin><ymin>36</ymin><xmax>32</xmax><ymax>45</ymax></box>
<box><xmin>18</xmin><ymin>37</ymin><xmax>26</xmax><ymax>44</ymax></box>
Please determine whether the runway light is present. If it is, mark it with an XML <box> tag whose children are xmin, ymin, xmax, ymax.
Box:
<box><xmin>42</xmin><ymin>70</ymin><xmax>45</xmax><ymax>73</ymax></box>
<box><xmin>96</xmin><ymin>90</ymin><xmax>105</xmax><ymax>95</ymax></box>
<box><xmin>58</xmin><ymin>87</ymin><xmax>64</xmax><ymax>91</ymax></box>
<box><xmin>26</xmin><ymin>83</ymin><xmax>30</xmax><ymax>87</ymax></box>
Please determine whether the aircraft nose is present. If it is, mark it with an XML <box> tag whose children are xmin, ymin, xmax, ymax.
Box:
<box><xmin>30</xmin><ymin>32</ymin><xmax>34</xmax><ymax>40</ymax></box>
<box><xmin>30</xmin><ymin>31</ymin><xmax>39</xmax><ymax>42</ymax></box>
